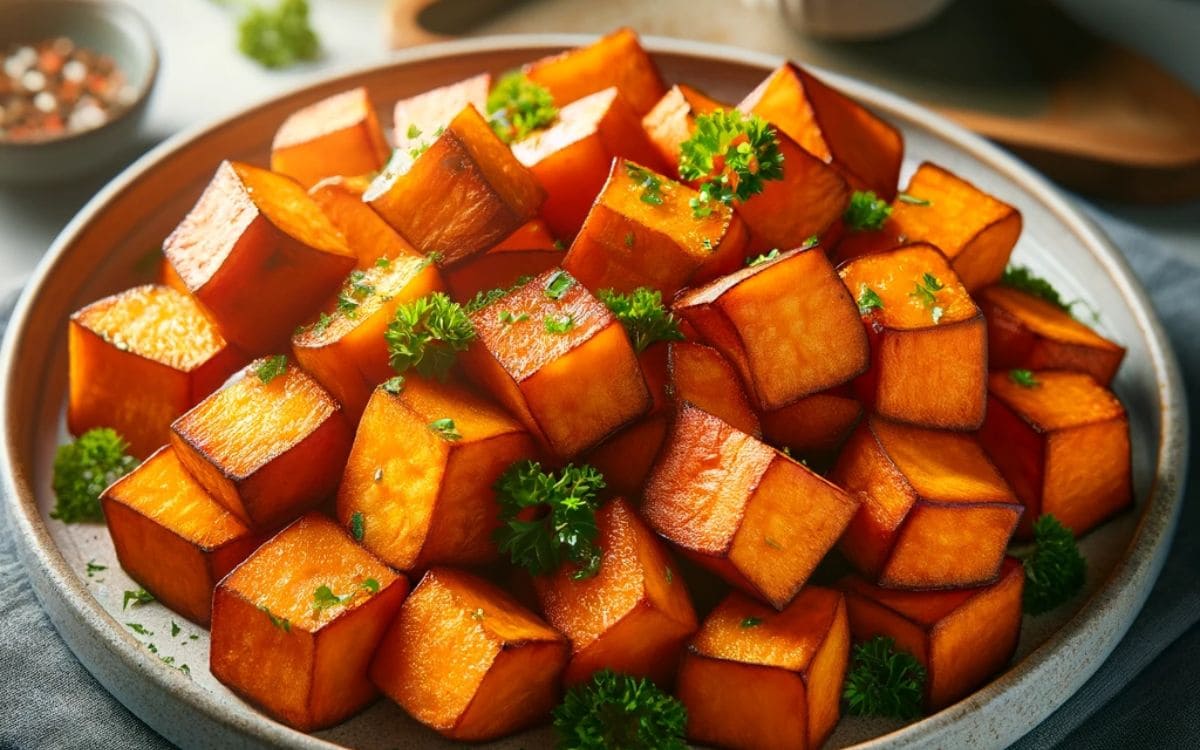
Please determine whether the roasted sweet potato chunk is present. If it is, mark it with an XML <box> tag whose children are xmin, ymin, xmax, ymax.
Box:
<box><xmin>370</xmin><ymin>568</ymin><xmax>568</xmax><ymax>741</ymax></box>
<box><xmin>677</xmin><ymin>587</ymin><xmax>849</xmax><ymax>750</ymax></box>
<box><xmin>980</xmin><ymin>370</ymin><xmax>1131</xmax><ymax>537</ymax></box>
<box><xmin>291</xmin><ymin>255</ymin><xmax>444</xmax><ymax>419</ymax></box>
<box><xmin>444</xmin><ymin>220</ymin><xmax>563</xmax><ymax>301</ymax></box>
<box><xmin>308</xmin><ymin>175</ymin><xmax>420</xmax><ymax>269</ymax></box>
<box><xmin>840</xmin><ymin>243</ymin><xmax>987</xmax><ymax>429</ymax></box>
<box><xmin>337</xmin><ymin>376</ymin><xmax>536</xmax><ymax>571</ymax></box>
<box><xmin>169</xmin><ymin>358</ymin><xmax>352</xmax><ymax>530</ymax></box>
<box><xmin>739</xmin><ymin>62</ymin><xmax>903</xmax><ymax>198</ymax></box>
<box><xmin>159</xmin><ymin>256</ymin><xmax>188</xmax><ymax>293</ymax></box>
<box><xmin>524</xmin><ymin>28</ymin><xmax>667</xmax><ymax>116</ymax></box>
<box><xmin>831</xmin><ymin>417</ymin><xmax>1022</xmax><ymax>589</ymax></box>
<box><xmin>979</xmin><ymin>285</ymin><xmax>1125</xmax><ymax>386</ymax></box>
<box><xmin>668</xmin><ymin>341</ymin><xmax>761</xmax><ymax>437</ymax></box>
<box><xmin>68</xmin><ymin>284</ymin><xmax>244</xmax><ymax>457</ymax></box>
<box><xmin>562</xmin><ymin>158</ymin><xmax>748</xmax><ymax>296</ymax></box>
<box><xmin>840</xmin><ymin>558</ymin><xmax>1024</xmax><ymax>710</ymax></box>
<box><xmin>675</xmin><ymin>246</ymin><xmax>868</xmax><ymax>410</ymax></box>
<box><xmin>391</xmin><ymin>73</ymin><xmax>489</xmax><ymax>146</ymax></box>
<box><xmin>365</xmin><ymin>105</ymin><xmax>544</xmax><ymax>265</ymax></box>
<box><xmin>512</xmin><ymin>89</ymin><xmax>667</xmax><ymax>239</ymax></box>
<box><xmin>642</xmin><ymin>84</ymin><xmax>727</xmax><ymax>173</ymax></box>
<box><xmin>101</xmin><ymin>446</ymin><xmax>259</xmax><ymax>625</ymax></box>
<box><xmin>270</xmin><ymin>87</ymin><xmax>390</xmax><ymax>189</ymax></box>
<box><xmin>463</xmin><ymin>270</ymin><xmax>651</xmax><ymax>458</ymax></box>
<box><xmin>761</xmin><ymin>386</ymin><xmax>862</xmax><ymax>458</ymax></box>
<box><xmin>534</xmin><ymin>498</ymin><xmax>697</xmax><ymax>686</ymax></box>
<box><xmin>163</xmin><ymin>160</ymin><xmax>356</xmax><ymax>353</ymax></box>
<box><xmin>644</xmin><ymin>404</ymin><xmax>858</xmax><ymax>609</ymax></box>
<box><xmin>210</xmin><ymin>513</ymin><xmax>407</xmax><ymax>730</ymax></box>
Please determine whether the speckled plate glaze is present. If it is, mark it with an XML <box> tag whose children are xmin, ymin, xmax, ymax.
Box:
<box><xmin>0</xmin><ymin>34</ymin><xmax>1188</xmax><ymax>750</ymax></box>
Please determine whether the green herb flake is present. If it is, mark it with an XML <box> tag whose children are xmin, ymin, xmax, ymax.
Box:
<box><xmin>123</xmin><ymin>589</ymin><xmax>155</xmax><ymax>610</ymax></box>
<box><xmin>255</xmin><ymin>355</ymin><xmax>288</xmax><ymax>384</ymax></box>
<box><xmin>259</xmin><ymin>605</ymin><xmax>291</xmax><ymax>632</ymax></box>
<box><xmin>897</xmin><ymin>192</ymin><xmax>932</xmax><ymax>206</ymax></box>
<box><xmin>498</xmin><ymin>310</ymin><xmax>529</xmax><ymax>325</ymax></box>
<box><xmin>406</xmin><ymin>123</ymin><xmax>421</xmax><ymax>140</ymax></box>
<box><xmin>910</xmin><ymin>272</ymin><xmax>946</xmax><ymax>323</ymax></box>
<box><xmin>844</xmin><ymin>190</ymin><xmax>893</xmax><ymax>232</ymax></box>
<box><xmin>764</xmin><ymin>536</ymin><xmax>784</xmax><ymax>550</ymax></box>
<box><xmin>361</xmin><ymin>578</ymin><xmax>380</xmax><ymax>594</ymax></box>
<box><xmin>385</xmin><ymin>292</ymin><xmax>476</xmax><ymax>380</ymax></box>
<box><xmin>350</xmin><ymin>510</ymin><xmax>366</xmax><ymax>541</ymax></box>
<box><xmin>858</xmin><ymin>284</ymin><xmax>884</xmax><ymax>315</ymax></box>
<box><xmin>624</xmin><ymin>162</ymin><xmax>667</xmax><ymax>206</ymax></box>
<box><xmin>381</xmin><ymin>375</ymin><xmax>405</xmax><ymax>395</ymax></box>
<box><xmin>52</xmin><ymin>428</ymin><xmax>138</xmax><ymax>523</ymax></box>
<box><xmin>171</xmin><ymin>621</ymin><xmax>181</xmax><ymax>638</ymax></box>
<box><xmin>543</xmin><ymin>314</ymin><xmax>575</xmax><ymax>335</ymax></box>
<box><xmin>740</xmin><ymin>616</ymin><xmax>763</xmax><ymax>628</ymax></box>
<box><xmin>312</xmin><ymin>585</ymin><xmax>350</xmax><ymax>614</ymax></box>
<box><xmin>625</xmin><ymin>232</ymin><xmax>635</xmax><ymax>248</ymax></box>
<box><xmin>375</xmin><ymin>256</ymin><xmax>391</xmax><ymax>268</ymax></box>
<box><xmin>1001</xmin><ymin>265</ymin><xmax>1070</xmax><ymax>312</ymax></box>
<box><xmin>543</xmin><ymin>269</ymin><xmax>576</xmax><ymax>301</ymax></box>
<box><xmin>429</xmin><ymin>418</ymin><xmax>462</xmax><ymax>441</ymax></box>
<box><xmin>746</xmin><ymin>249</ymin><xmax>780</xmax><ymax>267</ymax></box>
<box><xmin>1009</xmin><ymin>369</ymin><xmax>1040</xmax><ymax>388</ymax></box>
<box><xmin>126</xmin><ymin>622</ymin><xmax>153</xmax><ymax>636</ymax></box>
<box><xmin>486</xmin><ymin>71</ymin><xmax>558</xmax><ymax>143</ymax></box>
<box><xmin>597</xmin><ymin>288</ymin><xmax>685</xmax><ymax>353</ymax></box>
<box><xmin>86</xmin><ymin>560</ymin><xmax>108</xmax><ymax>578</ymax></box>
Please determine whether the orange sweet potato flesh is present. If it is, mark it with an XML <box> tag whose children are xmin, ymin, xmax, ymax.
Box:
<box><xmin>675</xmin><ymin>246</ymin><xmax>869</xmax><ymax>410</ymax></box>
<box><xmin>101</xmin><ymin>446</ymin><xmax>259</xmax><ymax>625</ymax></box>
<box><xmin>979</xmin><ymin>285</ymin><xmax>1125</xmax><ymax>386</ymax></box>
<box><xmin>488</xmin><ymin>218</ymin><xmax>561</xmax><ymax>253</ymax></box>
<box><xmin>524</xmin><ymin>27</ymin><xmax>667</xmax><ymax>116</ymax></box>
<box><xmin>210</xmin><ymin>513</ymin><xmax>407</xmax><ymax>731</ymax></box>
<box><xmin>163</xmin><ymin>160</ymin><xmax>356</xmax><ymax>354</ymax></box>
<box><xmin>513</xmin><ymin>88</ymin><xmax>668</xmax><ymax>240</ymax></box>
<box><xmin>392</xmin><ymin>73</ymin><xmax>489</xmax><ymax>146</ymax></box>
<box><xmin>739</xmin><ymin>62</ymin><xmax>903</xmax><ymax>198</ymax></box>
<box><xmin>562</xmin><ymin>158</ymin><xmax>748</xmax><ymax>296</ymax></box>
<box><xmin>270</xmin><ymin>87</ymin><xmax>390</xmax><ymax>189</ymax></box>
<box><xmin>68</xmin><ymin>284</ymin><xmax>244</xmax><ymax>457</ymax></box>
<box><xmin>642</xmin><ymin>84</ymin><xmax>727</xmax><ymax>173</ymax></box>
<box><xmin>365</xmin><ymin>105</ymin><xmax>544</xmax><ymax>265</ymax></box>
<box><xmin>169</xmin><ymin>358</ymin><xmax>352</xmax><ymax>531</ymax></box>
<box><xmin>463</xmin><ymin>269</ymin><xmax>651</xmax><ymax>458</ymax></box>
<box><xmin>840</xmin><ymin>243</ymin><xmax>987</xmax><ymax>429</ymax></box>
<box><xmin>291</xmin><ymin>254</ymin><xmax>445</xmax><ymax>420</ymax></box>
<box><xmin>761</xmin><ymin>387</ymin><xmax>862</xmax><ymax>457</ymax></box>
<box><xmin>370</xmin><ymin>568</ymin><xmax>568</xmax><ymax>741</ymax></box>
<box><xmin>831</xmin><ymin>417</ymin><xmax>1021</xmax><ymax>589</ymax></box>
<box><xmin>980</xmin><ymin>370</ymin><xmax>1131</xmax><ymax>537</ymax></box>
<box><xmin>840</xmin><ymin>558</ymin><xmax>1024</xmax><ymax>710</ymax></box>
<box><xmin>336</xmin><ymin>376</ymin><xmax>536</xmax><ymax>571</ymax></box>
<box><xmin>668</xmin><ymin>341</ymin><xmax>761</xmax><ymax>437</ymax></box>
<box><xmin>308</xmin><ymin>175</ymin><xmax>420</xmax><ymax>269</ymax></box>
<box><xmin>534</xmin><ymin>498</ymin><xmax>697</xmax><ymax>686</ymax></box>
<box><xmin>678</xmin><ymin>588</ymin><xmax>849</xmax><ymax>750</ymax></box>
<box><xmin>644</xmin><ymin>404</ymin><xmax>858</xmax><ymax>608</ymax></box>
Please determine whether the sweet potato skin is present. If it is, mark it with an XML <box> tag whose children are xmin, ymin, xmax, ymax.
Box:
<box><xmin>270</xmin><ymin>86</ymin><xmax>389</xmax><ymax>189</ymax></box>
<box><xmin>524</xmin><ymin>27</ymin><xmax>667</xmax><ymax>116</ymax></box>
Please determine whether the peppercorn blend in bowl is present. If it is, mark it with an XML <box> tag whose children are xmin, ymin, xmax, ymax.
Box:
<box><xmin>0</xmin><ymin>0</ymin><xmax>157</xmax><ymax>184</ymax></box>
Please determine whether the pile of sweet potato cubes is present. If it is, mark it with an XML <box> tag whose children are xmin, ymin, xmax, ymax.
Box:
<box><xmin>66</xmin><ymin>28</ymin><xmax>1132</xmax><ymax>748</ymax></box>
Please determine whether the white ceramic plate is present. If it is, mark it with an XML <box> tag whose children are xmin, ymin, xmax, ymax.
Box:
<box><xmin>0</xmin><ymin>34</ymin><xmax>1187</xmax><ymax>750</ymax></box>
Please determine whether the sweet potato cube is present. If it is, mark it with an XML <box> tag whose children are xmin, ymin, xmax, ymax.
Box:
<box><xmin>370</xmin><ymin>568</ymin><xmax>568</xmax><ymax>741</ymax></box>
<box><xmin>739</xmin><ymin>62</ymin><xmax>903</xmax><ymax>198</ymax></box>
<box><xmin>534</xmin><ymin>498</ymin><xmax>697</xmax><ymax>685</ymax></box>
<box><xmin>444</xmin><ymin>219</ymin><xmax>564</xmax><ymax>300</ymax></box>
<box><xmin>979</xmin><ymin>285</ymin><xmax>1125</xmax><ymax>386</ymax></box>
<box><xmin>980</xmin><ymin>370</ymin><xmax>1132</xmax><ymax>537</ymax></box>
<box><xmin>512</xmin><ymin>88</ymin><xmax>667</xmax><ymax>239</ymax></box>
<box><xmin>839</xmin><ymin>243</ymin><xmax>987</xmax><ymax>429</ymax></box>
<box><xmin>101</xmin><ymin>446</ymin><xmax>259</xmax><ymax>625</ymax></box>
<box><xmin>668</xmin><ymin>341</ymin><xmax>761</xmax><ymax>437</ymax></box>
<box><xmin>488</xmin><ymin>218</ymin><xmax>560</xmax><ymax>253</ymax></box>
<box><xmin>840</xmin><ymin>558</ymin><xmax>1024</xmax><ymax>710</ymax></box>
<box><xmin>270</xmin><ymin>87</ymin><xmax>390</xmax><ymax>189</ymax></box>
<box><xmin>830</xmin><ymin>417</ymin><xmax>1022</xmax><ymax>589</ymax></box>
<box><xmin>68</xmin><ymin>284</ymin><xmax>244</xmax><ymax>457</ymax></box>
<box><xmin>391</xmin><ymin>73</ymin><xmax>489</xmax><ymax>146</ymax></box>
<box><xmin>291</xmin><ymin>255</ymin><xmax>444</xmax><ymax>419</ymax></box>
<box><xmin>210</xmin><ymin>513</ymin><xmax>407</xmax><ymax>730</ymax></box>
<box><xmin>889</xmin><ymin>163</ymin><xmax>1021</xmax><ymax>291</ymax></box>
<box><xmin>159</xmin><ymin>256</ymin><xmax>189</xmax><ymax>293</ymax></box>
<box><xmin>563</xmin><ymin>158</ymin><xmax>749</xmax><ymax>296</ymax></box>
<box><xmin>463</xmin><ymin>270</ymin><xmax>651</xmax><ymax>458</ymax></box>
<box><xmin>163</xmin><ymin>160</ymin><xmax>356</xmax><ymax>353</ymax></box>
<box><xmin>677</xmin><ymin>587</ymin><xmax>849</xmax><ymax>750</ymax></box>
<box><xmin>169</xmin><ymin>358</ymin><xmax>352</xmax><ymax>530</ymax></box>
<box><xmin>308</xmin><ymin>176</ymin><xmax>420</xmax><ymax>269</ymax></box>
<box><xmin>675</xmin><ymin>246</ymin><xmax>868</xmax><ymax>410</ymax></box>
<box><xmin>644</xmin><ymin>404</ymin><xmax>858</xmax><ymax>608</ymax></box>
<box><xmin>761</xmin><ymin>387</ymin><xmax>863</xmax><ymax>457</ymax></box>
<box><xmin>642</xmin><ymin>84</ymin><xmax>727</xmax><ymax>173</ymax></box>
<box><xmin>336</xmin><ymin>376</ymin><xmax>536</xmax><ymax>571</ymax></box>
<box><xmin>524</xmin><ymin>28</ymin><xmax>667</xmax><ymax>116</ymax></box>
<box><xmin>364</xmin><ymin>105</ymin><xmax>544</xmax><ymax>265</ymax></box>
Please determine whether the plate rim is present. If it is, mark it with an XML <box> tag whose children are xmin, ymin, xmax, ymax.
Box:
<box><xmin>0</xmin><ymin>32</ymin><xmax>1189</xmax><ymax>750</ymax></box>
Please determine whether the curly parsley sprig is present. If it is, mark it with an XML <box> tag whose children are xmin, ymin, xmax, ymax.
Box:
<box><xmin>597</xmin><ymin>288</ymin><xmax>684</xmax><ymax>353</ymax></box>
<box><xmin>493</xmin><ymin>461</ymin><xmax>605</xmax><ymax>579</ymax></box>
<box><xmin>384</xmin><ymin>292</ymin><xmax>476</xmax><ymax>380</ymax></box>
<box><xmin>1019</xmin><ymin>514</ymin><xmax>1086</xmax><ymax>615</ymax></box>
<box><xmin>843</xmin><ymin>636</ymin><xmax>926</xmax><ymax>719</ymax></box>
<box><xmin>844</xmin><ymin>190</ymin><xmax>892</xmax><ymax>231</ymax></box>
<box><xmin>679</xmin><ymin>109</ymin><xmax>784</xmax><ymax>218</ymax></box>
<box><xmin>486</xmin><ymin>71</ymin><xmax>557</xmax><ymax>143</ymax></box>
<box><xmin>51</xmin><ymin>428</ymin><xmax>139</xmax><ymax>523</ymax></box>
<box><xmin>553</xmin><ymin>669</ymin><xmax>688</xmax><ymax>750</ymax></box>
<box><xmin>216</xmin><ymin>0</ymin><xmax>320</xmax><ymax>70</ymax></box>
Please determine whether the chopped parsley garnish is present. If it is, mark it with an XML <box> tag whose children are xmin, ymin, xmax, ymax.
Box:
<box><xmin>486</xmin><ymin>71</ymin><xmax>558</xmax><ymax>143</ymax></box>
<box><xmin>381</xmin><ymin>375</ymin><xmax>405</xmax><ymax>395</ymax></box>
<box><xmin>349</xmin><ymin>511</ymin><xmax>365</xmax><ymax>541</ymax></box>
<box><xmin>123</xmin><ymin>588</ymin><xmax>155</xmax><ymax>610</ymax></box>
<box><xmin>764</xmin><ymin>536</ymin><xmax>783</xmax><ymax>550</ymax></box>
<box><xmin>740</xmin><ymin>616</ymin><xmax>763</xmax><ymax>628</ymax></box>
<box><xmin>259</xmin><ymin>605</ymin><xmax>290</xmax><ymax>632</ymax></box>
<box><xmin>385</xmin><ymin>292</ymin><xmax>476</xmax><ymax>380</ymax></box>
<box><xmin>597</xmin><ymin>288</ymin><xmax>685</xmax><ymax>353</ymax></box>
<box><xmin>897</xmin><ymin>192</ymin><xmax>932</xmax><ymax>206</ymax></box>
<box><xmin>429</xmin><ymin>418</ymin><xmax>462</xmax><ymax>441</ymax></box>
<box><xmin>544</xmin><ymin>270</ymin><xmax>576</xmax><ymax>300</ymax></box>
<box><xmin>51</xmin><ymin>428</ymin><xmax>138</xmax><ymax>523</ymax></box>
<box><xmin>624</xmin><ymin>163</ymin><xmax>666</xmax><ymax>206</ymax></box>
<box><xmin>498</xmin><ymin>310</ymin><xmax>529</xmax><ymax>325</ymax></box>
<box><xmin>232</xmin><ymin>0</ymin><xmax>320</xmax><ymax>70</ymax></box>
<box><xmin>309</xmin><ymin>312</ymin><xmax>333</xmax><ymax>336</ymax></box>
<box><xmin>255</xmin><ymin>355</ymin><xmax>288</xmax><ymax>383</ymax></box>
<box><xmin>1019</xmin><ymin>515</ymin><xmax>1086</xmax><ymax>615</ymax></box>
<box><xmin>493</xmin><ymin>460</ymin><xmax>605</xmax><ymax>579</ymax></box>
<box><xmin>1001</xmin><ymin>265</ymin><xmax>1069</xmax><ymax>311</ymax></box>
<box><xmin>1009</xmin><ymin>369</ymin><xmax>1039</xmax><ymax>388</ymax></box>
<box><xmin>910</xmin><ymin>272</ymin><xmax>946</xmax><ymax>324</ymax></box>
<box><xmin>624</xmin><ymin>232</ymin><xmax>635</xmax><ymax>248</ymax></box>
<box><xmin>844</xmin><ymin>636</ymin><xmax>926</xmax><ymax>719</ymax></box>
<box><xmin>553</xmin><ymin>669</ymin><xmax>687</xmax><ymax>750</ymax></box>
<box><xmin>126</xmin><ymin>623</ymin><xmax>153</xmax><ymax>636</ymax></box>
<box><xmin>312</xmin><ymin>585</ymin><xmax>349</xmax><ymax>613</ymax></box>
<box><xmin>465</xmin><ymin>274</ymin><xmax>535</xmax><ymax>314</ymax></box>
<box><xmin>406</xmin><ymin>123</ymin><xmax>421</xmax><ymax>140</ymax></box>
<box><xmin>553</xmin><ymin>239</ymin><xmax>567</xmax><ymax>250</ymax></box>
<box><xmin>746</xmin><ymin>248</ymin><xmax>780</xmax><ymax>267</ymax></box>
<box><xmin>171</xmin><ymin>621</ymin><xmax>181</xmax><ymax>638</ymax></box>
<box><xmin>361</xmin><ymin>578</ymin><xmax>381</xmax><ymax>593</ymax></box>
<box><xmin>86</xmin><ymin>560</ymin><xmax>107</xmax><ymax>578</ymax></box>
<box><xmin>544</xmin><ymin>314</ymin><xmax>575</xmax><ymax>335</ymax></box>
<box><xmin>844</xmin><ymin>190</ymin><xmax>892</xmax><ymax>231</ymax></box>
<box><xmin>336</xmin><ymin>293</ymin><xmax>360</xmax><ymax>317</ymax></box>
<box><xmin>858</xmin><ymin>284</ymin><xmax>884</xmax><ymax>315</ymax></box>
<box><xmin>375</xmin><ymin>256</ymin><xmax>391</xmax><ymax>268</ymax></box>
<box><xmin>679</xmin><ymin>109</ymin><xmax>784</xmax><ymax>218</ymax></box>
